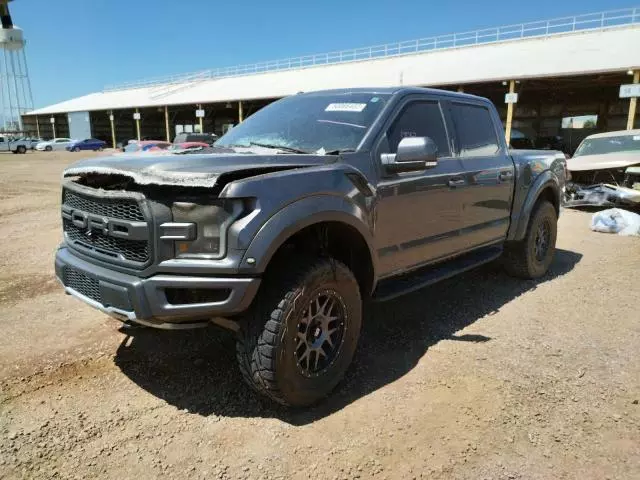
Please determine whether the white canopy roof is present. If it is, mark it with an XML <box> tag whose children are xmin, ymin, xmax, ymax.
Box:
<box><xmin>27</xmin><ymin>22</ymin><xmax>640</xmax><ymax>116</ymax></box>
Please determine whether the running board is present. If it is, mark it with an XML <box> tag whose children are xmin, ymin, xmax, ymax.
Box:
<box><xmin>373</xmin><ymin>245</ymin><xmax>503</xmax><ymax>302</ymax></box>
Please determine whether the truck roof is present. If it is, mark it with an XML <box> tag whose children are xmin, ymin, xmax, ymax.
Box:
<box><xmin>298</xmin><ymin>86</ymin><xmax>486</xmax><ymax>101</ymax></box>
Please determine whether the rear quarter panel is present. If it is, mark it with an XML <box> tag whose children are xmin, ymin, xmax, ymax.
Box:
<box><xmin>507</xmin><ymin>149</ymin><xmax>567</xmax><ymax>241</ymax></box>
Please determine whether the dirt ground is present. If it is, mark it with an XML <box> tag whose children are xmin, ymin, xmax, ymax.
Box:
<box><xmin>0</xmin><ymin>151</ymin><xmax>639</xmax><ymax>480</ymax></box>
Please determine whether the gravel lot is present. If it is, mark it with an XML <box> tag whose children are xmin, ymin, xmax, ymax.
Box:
<box><xmin>1</xmin><ymin>151</ymin><xmax>639</xmax><ymax>480</ymax></box>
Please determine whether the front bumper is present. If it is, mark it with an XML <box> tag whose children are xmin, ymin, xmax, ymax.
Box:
<box><xmin>55</xmin><ymin>247</ymin><xmax>261</xmax><ymax>329</ymax></box>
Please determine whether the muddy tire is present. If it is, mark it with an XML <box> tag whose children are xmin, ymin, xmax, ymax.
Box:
<box><xmin>503</xmin><ymin>200</ymin><xmax>557</xmax><ymax>279</ymax></box>
<box><xmin>236</xmin><ymin>256</ymin><xmax>362</xmax><ymax>407</ymax></box>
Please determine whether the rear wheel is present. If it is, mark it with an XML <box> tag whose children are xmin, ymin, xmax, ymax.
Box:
<box><xmin>236</xmin><ymin>255</ymin><xmax>362</xmax><ymax>406</ymax></box>
<box><xmin>16</xmin><ymin>145</ymin><xmax>26</xmax><ymax>154</ymax></box>
<box><xmin>503</xmin><ymin>200</ymin><xmax>557</xmax><ymax>279</ymax></box>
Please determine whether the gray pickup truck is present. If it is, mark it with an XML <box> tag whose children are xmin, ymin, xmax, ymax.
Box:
<box><xmin>55</xmin><ymin>87</ymin><xmax>567</xmax><ymax>406</ymax></box>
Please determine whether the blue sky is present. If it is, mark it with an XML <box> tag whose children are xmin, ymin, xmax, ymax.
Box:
<box><xmin>12</xmin><ymin>0</ymin><xmax>635</xmax><ymax>108</ymax></box>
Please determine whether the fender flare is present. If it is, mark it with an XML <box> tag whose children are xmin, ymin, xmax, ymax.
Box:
<box><xmin>508</xmin><ymin>170</ymin><xmax>561</xmax><ymax>242</ymax></box>
<box><xmin>239</xmin><ymin>195</ymin><xmax>377</xmax><ymax>285</ymax></box>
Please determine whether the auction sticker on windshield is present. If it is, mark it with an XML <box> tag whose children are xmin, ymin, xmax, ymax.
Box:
<box><xmin>325</xmin><ymin>103</ymin><xmax>367</xmax><ymax>112</ymax></box>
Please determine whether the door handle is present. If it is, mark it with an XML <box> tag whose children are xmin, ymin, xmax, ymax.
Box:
<box><xmin>498</xmin><ymin>171</ymin><xmax>514</xmax><ymax>181</ymax></box>
<box><xmin>448</xmin><ymin>177</ymin><xmax>466</xmax><ymax>187</ymax></box>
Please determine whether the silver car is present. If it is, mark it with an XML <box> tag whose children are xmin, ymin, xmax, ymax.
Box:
<box><xmin>36</xmin><ymin>138</ymin><xmax>74</xmax><ymax>152</ymax></box>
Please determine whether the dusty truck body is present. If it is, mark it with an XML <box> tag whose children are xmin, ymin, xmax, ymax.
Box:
<box><xmin>55</xmin><ymin>87</ymin><xmax>567</xmax><ymax>406</ymax></box>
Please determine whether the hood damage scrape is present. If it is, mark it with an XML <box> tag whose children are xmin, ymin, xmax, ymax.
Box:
<box><xmin>62</xmin><ymin>154</ymin><xmax>326</xmax><ymax>189</ymax></box>
<box><xmin>64</xmin><ymin>165</ymin><xmax>222</xmax><ymax>188</ymax></box>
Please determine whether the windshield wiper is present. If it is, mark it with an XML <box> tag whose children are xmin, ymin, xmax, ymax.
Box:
<box><xmin>248</xmin><ymin>141</ymin><xmax>309</xmax><ymax>154</ymax></box>
<box><xmin>323</xmin><ymin>148</ymin><xmax>356</xmax><ymax>155</ymax></box>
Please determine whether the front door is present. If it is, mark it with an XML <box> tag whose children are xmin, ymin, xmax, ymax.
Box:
<box><xmin>374</xmin><ymin>98</ymin><xmax>467</xmax><ymax>278</ymax></box>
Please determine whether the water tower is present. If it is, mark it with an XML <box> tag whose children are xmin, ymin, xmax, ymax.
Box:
<box><xmin>0</xmin><ymin>0</ymin><xmax>33</xmax><ymax>133</ymax></box>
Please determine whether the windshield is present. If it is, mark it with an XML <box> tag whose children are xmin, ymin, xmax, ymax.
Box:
<box><xmin>574</xmin><ymin>134</ymin><xmax>640</xmax><ymax>157</ymax></box>
<box><xmin>215</xmin><ymin>93</ymin><xmax>391</xmax><ymax>153</ymax></box>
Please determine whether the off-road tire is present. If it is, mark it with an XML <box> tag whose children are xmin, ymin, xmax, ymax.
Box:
<box><xmin>236</xmin><ymin>256</ymin><xmax>362</xmax><ymax>406</ymax></box>
<box><xmin>503</xmin><ymin>200</ymin><xmax>557</xmax><ymax>279</ymax></box>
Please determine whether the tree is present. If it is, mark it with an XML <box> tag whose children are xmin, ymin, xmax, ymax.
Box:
<box><xmin>582</xmin><ymin>119</ymin><xmax>597</xmax><ymax>129</ymax></box>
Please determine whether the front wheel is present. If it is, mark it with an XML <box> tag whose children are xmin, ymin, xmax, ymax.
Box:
<box><xmin>73</xmin><ymin>146</ymin><xmax>80</xmax><ymax>152</ymax></box>
<box><xmin>236</xmin><ymin>256</ymin><xmax>362</xmax><ymax>406</ymax></box>
<box><xmin>502</xmin><ymin>200</ymin><xmax>557</xmax><ymax>279</ymax></box>
<box><xmin>45</xmin><ymin>146</ymin><xmax>52</xmax><ymax>152</ymax></box>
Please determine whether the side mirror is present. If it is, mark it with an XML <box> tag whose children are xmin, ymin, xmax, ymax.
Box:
<box><xmin>381</xmin><ymin>136</ymin><xmax>438</xmax><ymax>173</ymax></box>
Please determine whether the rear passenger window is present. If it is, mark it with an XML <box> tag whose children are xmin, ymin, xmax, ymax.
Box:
<box><xmin>386</xmin><ymin>102</ymin><xmax>450</xmax><ymax>157</ymax></box>
<box><xmin>451</xmin><ymin>103</ymin><xmax>500</xmax><ymax>157</ymax></box>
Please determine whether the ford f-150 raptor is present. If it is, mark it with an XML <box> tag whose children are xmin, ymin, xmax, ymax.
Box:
<box><xmin>55</xmin><ymin>87</ymin><xmax>567</xmax><ymax>406</ymax></box>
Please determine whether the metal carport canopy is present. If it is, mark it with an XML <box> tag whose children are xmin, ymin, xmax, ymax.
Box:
<box><xmin>26</xmin><ymin>25</ymin><xmax>640</xmax><ymax>116</ymax></box>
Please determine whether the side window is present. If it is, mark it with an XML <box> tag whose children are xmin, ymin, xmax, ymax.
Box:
<box><xmin>386</xmin><ymin>101</ymin><xmax>450</xmax><ymax>157</ymax></box>
<box><xmin>451</xmin><ymin>103</ymin><xmax>500</xmax><ymax>157</ymax></box>
<box><xmin>0</xmin><ymin>137</ymin><xmax>4</xmax><ymax>143</ymax></box>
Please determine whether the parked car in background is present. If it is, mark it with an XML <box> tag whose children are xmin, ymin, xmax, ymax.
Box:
<box><xmin>12</xmin><ymin>137</ymin><xmax>42</xmax><ymax>150</ymax></box>
<box><xmin>122</xmin><ymin>140</ymin><xmax>171</xmax><ymax>153</ymax></box>
<box><xmin>509</xmin><ymin>129</ymin><xmax>535</xmax><ymax>149</ymax></box>
<box><xmin>0</xmin><ymin>135</ymin><xmax>33</xmax><ymax>154</ymax></box>
<box><xmin>36</xmin><ymin>138</ymin><xmax>74</xmax><ymax>151</ymax></box>
<box><xmin>564</xmin><ymin>129</ymin><xmax>640</xmax><ymax>208</ymax></box>
<box><xmin>168</xmin><ymin>141</ymin><xmax>210</xmax><ymax>152</ymax></box>
<box><xmin>567</xmin><ymin>129</ymin><xmax>640</xmax><ymax>180</ymax></box>
<box><xmin>26</xmin><ymin>137</ymin><xmax>44</xmax><ymax>149</ymax></box>
<box><xmin>173</xmin><ymin>132</ymin><xmax>217</xmax><ymax>145</ymax></box>
<box><xmin>535</xmin><ymin>135</ymin><xmax>567</xmax><ymax>154</ymax></box>
<box><xmin>66</xmin><ymin>138</ymin><xmax>107</xmax><ymax>152</ymax></box>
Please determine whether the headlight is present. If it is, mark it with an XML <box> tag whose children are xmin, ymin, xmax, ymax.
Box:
<box><xmin>170</xmin><ymin>199</ymin><xmax>244</xmax><ymax>259</ymax></box>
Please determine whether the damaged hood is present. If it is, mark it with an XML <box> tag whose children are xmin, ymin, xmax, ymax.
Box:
<box><xmin>63</xmin><ymin>152</ymin><xmax>329</xmax><ymax>187</ymax></box>
<box><xmin>567</xmin><ymin>152</ymin><xmax>640</xmax><ymax>172</ymax></box>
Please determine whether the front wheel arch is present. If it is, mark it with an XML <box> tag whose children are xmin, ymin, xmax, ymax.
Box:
<box><xmin>240</xmin><ymin>197</ymin><xmax>378</xmax><ymax>295</ymax></box>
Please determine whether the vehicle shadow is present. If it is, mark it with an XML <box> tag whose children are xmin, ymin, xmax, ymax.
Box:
<box><xmin>113</xmin><ymin>248</ymin><xmax>582</xmax><ymax>425</ymax></box>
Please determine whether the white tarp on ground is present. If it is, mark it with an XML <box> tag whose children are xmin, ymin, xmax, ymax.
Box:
<box><xmin>591</xmin><ymin>208</ymin><xmax>640</xmax><ymax>236</ymax></box>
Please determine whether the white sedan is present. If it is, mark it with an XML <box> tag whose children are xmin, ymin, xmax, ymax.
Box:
<box><xmin>35</xmin><ymin>138</ymin><xmax>74</xmax><ymax>151</ymax></box>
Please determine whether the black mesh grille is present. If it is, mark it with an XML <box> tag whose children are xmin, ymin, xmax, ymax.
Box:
<box><xmin>62</xmin><ymin>187</ymin><xmax>150</xmax><ymax>266</ymax></box>
<box><xmin>64</xmin><ymin>219</ymin><xmax>149</xmax><ymax>263</ymax></box>
<box><xmin>63</xmin><ymin>190</ymin><xmax>144</xmax><ymax>221</ymax></box>
<box><xmin>63</xmin><ymin>267</ymin><xmax>102</xmax><ymax>303</ymax></box>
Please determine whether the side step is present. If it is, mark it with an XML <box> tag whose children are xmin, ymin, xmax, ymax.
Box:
<box><xmin>373</xmin><ymin>245</ymin><xmax>503</xmax><ymax>302</ymax></box>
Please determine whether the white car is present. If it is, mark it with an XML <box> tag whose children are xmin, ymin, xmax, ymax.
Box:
<box><xmin>36</xmin><ymin>138</ymin><xmax>74</xmax><ymax>151</ymax></box>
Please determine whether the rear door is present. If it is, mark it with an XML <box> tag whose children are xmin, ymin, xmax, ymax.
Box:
<box><xmin>374</xmin><ymin>95</ymin><xmax>468</xmax><ymax>278</ymax></box>
<box><xmin>449</xmin><ymin>101</ymin><xmax>514</xmax><ymax>248</ymax></box>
